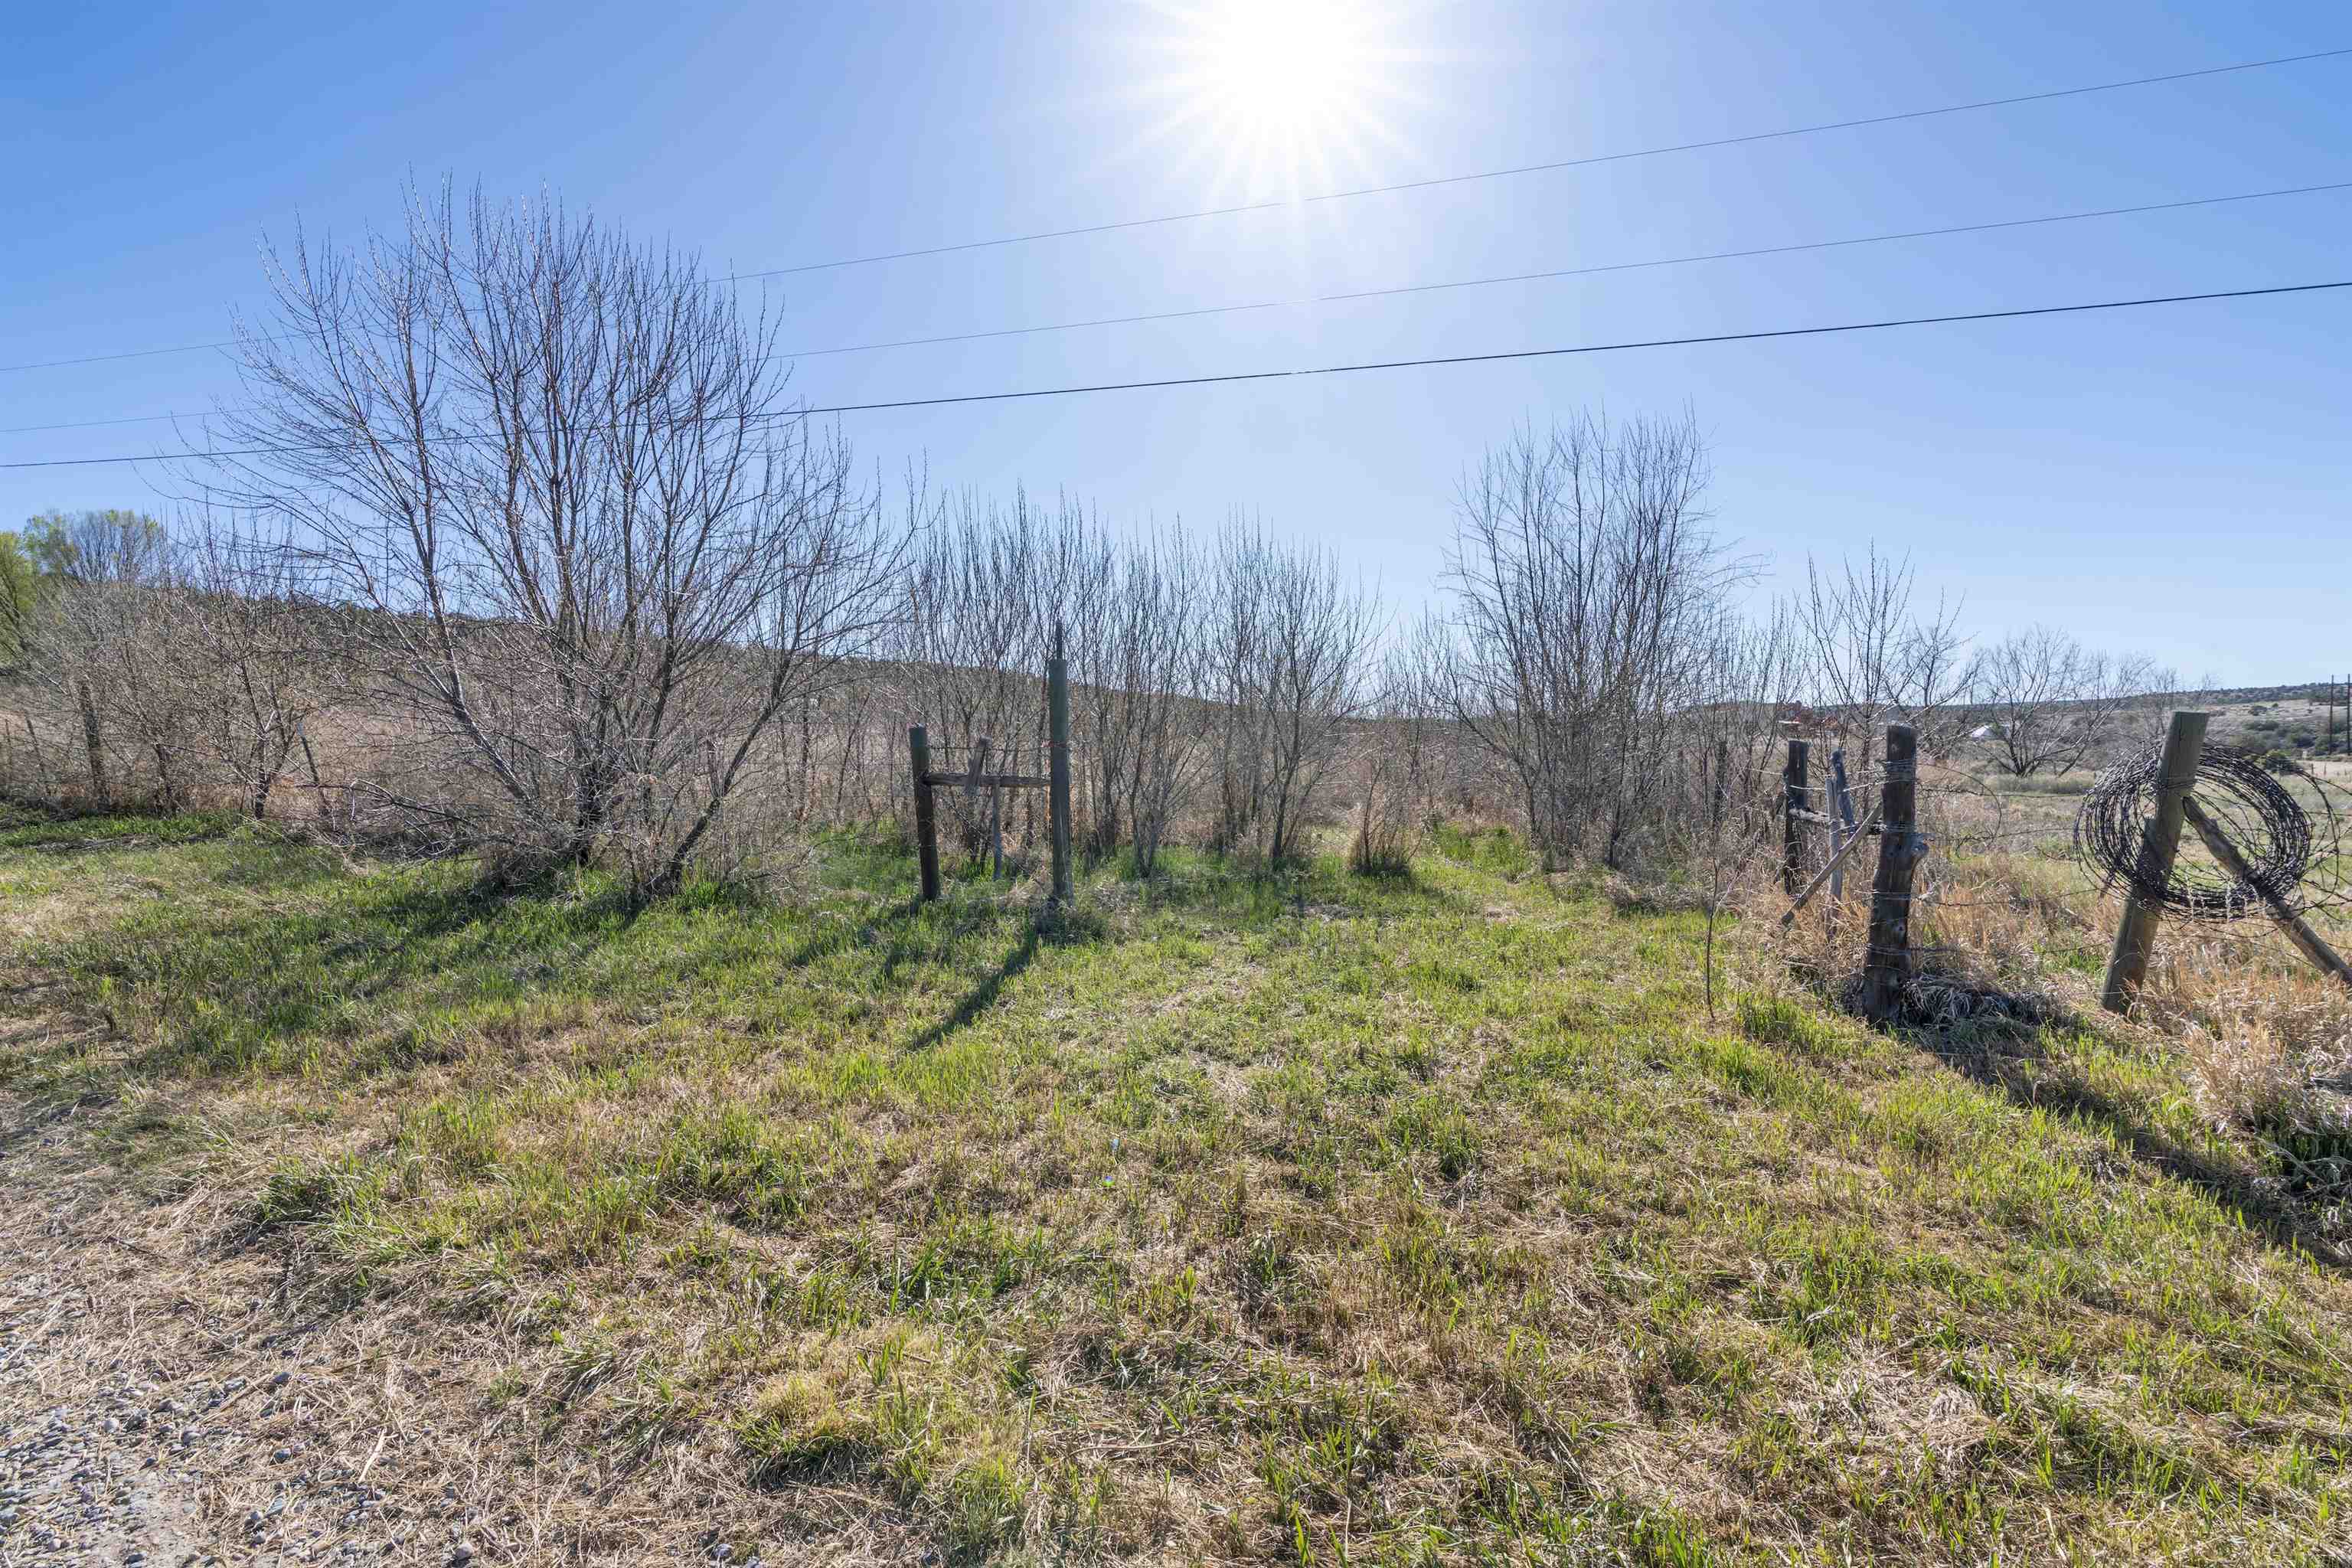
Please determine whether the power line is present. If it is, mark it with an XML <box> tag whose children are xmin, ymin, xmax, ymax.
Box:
<box><xmin>719</xmin><ymin>45</ymin><xmax>2352</xmax><ymax>278</ymax></box>
<box><xmin>8</xmin><ymin>177</ymin><xmax>2346</xmax><ymax>437</ymax></box>
<box><xmin>5</xmin><ymin>278</ymin><xmax>2343</xmax><ymax>470</ymax></box>
<box><xmin>3</xmin><ymin>44</ymin><xmax>2344</xmax><ymax>377</ymax></box>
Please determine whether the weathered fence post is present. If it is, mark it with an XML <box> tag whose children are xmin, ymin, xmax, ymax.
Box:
<box><xmin>1827</xmin><ymin>748</ymin><xmax>1857</xmax><ymax>906</ymax></box>
<box><xmin>1047</xmin><ymin>623</ymin><xmax>1073</xmax><ymax>909</ymax></box>
<box><xmin>1861</xmin><ymin>723</ymin><xmax>1920</xmax><ymax>1023</ymax></box>
<box><xmin>2100</xmin><ymin>709</ymin><xmax>2209</xmax><ymax>1012</ymax></box>
<box><xmin>909</xmin><ymin>724</ymin><xmax>941</xmax><ymax>902</ymax></box>
<box><xmin>1782</xmin><ymin>736</ymin><xmax>1811</xmax><ymax>896</ymax></box>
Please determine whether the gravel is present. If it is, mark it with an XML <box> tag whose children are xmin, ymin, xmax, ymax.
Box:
<box><xmin>0</xmin><ymin>1109</ymin><xmax>468</xmax><ymax>1566</ymax></box>
<box><xmin>0</xmin><ymin>1087</ymin><xmax>820</xmax><ymax>1565</ymax></box>
<box><xmin>2</xmin><ymin>1290</ymin><xmax>216</xmax><ymax>1564</ymax></box>
<box><xmin>0</xmin><ymin>1276</ymin><xmax>456</xmax><ymax>1566</ymax></box>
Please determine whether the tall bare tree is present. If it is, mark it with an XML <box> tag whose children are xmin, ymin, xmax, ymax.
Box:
<box><xmin>17</xmin><ymin>509</ymin><xmax>172</xmax><ymax>805</ymax></box>
<box><xmin>1078</xmin><ymin>524</ymin><xmax>1207</xmax><ymax>874</ymax></box>
<box><xmin>170</xmin><ymin>518</ymin><xmax>330</xmax><ymax>818</ymax></box>
<box><xmin>204</xmin><ymin>181</ymin><xmax>903</xmax><ymax>893</ymax></box>
<box><xmin>1442</xmin><ymin>411</ymin><xmax>1739</xmax><ymax>871</ymax></box>
<box><xmin>1205</xmin><ymin>520</ymin><xmax>1377</xmax><ymax>864</ymax></box>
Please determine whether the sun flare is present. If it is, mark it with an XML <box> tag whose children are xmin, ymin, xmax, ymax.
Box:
<box><xmin>1192</xmin><ymin>0</ymin><xmax>1375</xmax><ymax>142</ymax></box>
<box><xmin>1137</xmin><ymin>0</ymin><xmax>1409</xmax><ymax>194</ymax></box>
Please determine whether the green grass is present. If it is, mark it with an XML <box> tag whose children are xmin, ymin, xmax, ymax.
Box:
<box><xmin>2</xmin><ymin>804</ymin><xmax>2349</xmax><ymax>1564</ymax></box>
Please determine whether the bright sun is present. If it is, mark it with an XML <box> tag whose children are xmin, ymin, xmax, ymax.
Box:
<box><xmin>1194</xmin><ymin>0</ymin><xmax>1375</xmax><ymax>141</ymax></box>
<box><xmin>1138</xmin><ymin>0</ymin><xmax>1406</xmax><ymax>194</ymax></box>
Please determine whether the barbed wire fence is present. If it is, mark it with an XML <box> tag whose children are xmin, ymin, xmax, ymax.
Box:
<box><xmin>2076</xmin><ymin>743</ymin><xmax>2349</xmax><ymax>921</ymax></box>
<box><xmin>2072</xmin><ymin>714</ymin><xmax>2352</xmax><ymax>1001</ymax></box>
<box><xmin>1772</xmin><ymin>710</ymin><xmax>2352</xmax><ymax>1027</ymax></box>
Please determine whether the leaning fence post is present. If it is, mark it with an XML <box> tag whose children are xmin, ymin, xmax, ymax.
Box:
<box><xmin>1782</xmin><ymin>735</ymin><xmax>1811</xmax><ymax>897</ymax></box>
<box><xmin>1861</xmin><ymin>723</ymin><xmax>1921</xmax><ymax>1023</ymax></box>
<box><xmin>2180</xmin><ymin>793</ymin><xmax>2352</xmax><ymax>991</ymax></box>
<box><xmin>2099</xmin><ymin>708</ymin><xmax>2209</xmax><ymax>1012</ymax></box>
<box><xmin>909</xmin><ymin>724</ymin><xmax>941</xmax><ymax>902</ymax></box>
<box><xmin>1047</xmin><ymin>623</ymin><xmax>1073</xmax><ymax>909</ymax></box>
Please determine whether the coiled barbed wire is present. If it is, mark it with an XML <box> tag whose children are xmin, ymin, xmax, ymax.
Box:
<box><xmin>2072</xmin><ymin>742</ymin><xmax>2341</xmax><ymax>920</ymax></box>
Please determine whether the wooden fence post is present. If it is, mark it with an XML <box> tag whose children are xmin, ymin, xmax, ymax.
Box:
<box><xmin>1861</xmin><ymin>723</ymin><xmax>1920</xmax><ymax>1023</ymax></box>
<box><xmin>909</xmin><ymin>724</ymin><xmax>941</xmax><ymax>902</ymax></box>
<box><xmin>2100</xmin><ymin>709</ymin><xmax>2209</xmax><ymax>1012</ymax></box>
<box><xmin>1827</xmin><ymin>748</ymin><xmax>1857</xmax><ymax>906</ymax></box>
<box><xmin>1782</xmin><ymin>737</ymin><xmax>1811</xmax><ymax>897</ymax></box>
<box><xmin>1047</xmin><ymin>624</ymin><xmax>1073</xmax><ymax>909</ymax></box>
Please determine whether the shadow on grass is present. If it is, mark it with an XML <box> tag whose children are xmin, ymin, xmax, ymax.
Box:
<box><xmin>773</xmin><ymin>895</ymin><xmax>927</xmax><ymax>973</ymax></box>
<box><xmin>42</xmin><ymin>871</ymin><xmax>650</xmax><ymax>1081</ymax></box>
<box><xmin>903</xmin><ymin>924</ymin><xmax>1044</xmax><ymax>1054</ymax></box>
<box><xmin>1924</xmin><ymin>1028</ymin><xmax>2351</xmax><ymax>1272</ymax></box>
<box><xmin>0</xmin><ymin>803</ymin><xmax>244</xmax><ymax>853</ymax></box>
<box><xmin>0</xmin><ymin>1095</ymin><xmax>91</xmax><ymax>1158</ymax></box>
<box><xmin>10</xmin><ymin>824</ymin><xmax>1480</xmax><ymax>1104</ymax></box>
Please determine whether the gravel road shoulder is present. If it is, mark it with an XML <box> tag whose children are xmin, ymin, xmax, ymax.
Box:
<box><xmin>0</xmin><ymin>1095</ymin><xmax>495</xmax><ymax>1568</ymax></box>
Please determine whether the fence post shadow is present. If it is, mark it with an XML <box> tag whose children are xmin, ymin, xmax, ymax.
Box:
<box><xmin>1921</xmin><ymin>1026</ymin><xmax>2352</xmax><ymax>1273</ymax></box>
<box><xmin>903</xmin><ymin>924</ymin><xmax>1044</xmax><ymax>1054</ymax></box>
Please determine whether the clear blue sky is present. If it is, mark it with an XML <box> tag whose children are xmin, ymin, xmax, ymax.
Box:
<box><xmin>4</xmin><ymin>2</ymin><xmax>2346</xmax><ymax>683</ymax></box>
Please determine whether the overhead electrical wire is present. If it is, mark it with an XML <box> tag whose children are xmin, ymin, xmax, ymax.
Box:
<box><xmin>720</xmin><ymin>44</ymin><xmax>2352</xmax><ymax>279</ymax></box>
<box><xmin>5</xmin><ymin>177</ymin><xmax>2347</xmax><ymax>439</ymax></box>
<box><xmin>2</xmin><ymin>43</ymin><xmax>2344</xmax><ymax>377</ymax></box>
<box><xmin>3</xmin><ymin>278</ymin><xmax>2344</xmax><ymax>470</ymax></box>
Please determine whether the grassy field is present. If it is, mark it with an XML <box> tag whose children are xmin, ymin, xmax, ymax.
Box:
<box><xmin>2</xmin><ymin>806</ymin><xmax>2350</xmax><ymax>1564</ymax></box>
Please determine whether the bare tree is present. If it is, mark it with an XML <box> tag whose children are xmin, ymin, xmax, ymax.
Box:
<box><xmin>1442</xmin><ymin>411</ymin><xmax>1738</xmax><ymax>871</ymax></box>
<box><xmin>205</xmin><ymin>181</ymin><xmax>903</xmax><ymax>893</ymax></box>
<box><xmin>172</xmin><ymin>518</ymin><xmax>331</xmax><ymax>818</ymax></box>
<box><xmin>1083</xmin><ymin>525</ymin><xmax>1207</xmax><ymax>875</ymax></box>
<box><xmin>1349</xmin><ymin>622</ymin><xmax>1449</xmax><ymax>876</ymax></box>
<box><xmin>1205</xmin><ymin>520</ymin><xmax>1377</xmax><ymax>864</ymax></box>
<box><xmin>1676</xmin><ymin>601</ymin><xmax>1805</xmax><ymax>1013</ymax></box>
<box><xmin>1795</xmin><ymin>545</ymin><xmax>1978</xmax><ymax>776</ymax></box>
<box><xmin>1975</xmin><ymin>625</ymin><xmax>2164</xmax><ymax>777</ymax></box>
<box><xmin>888</xmin><ymin>488</ymin><xmax>1218</xmax><ymax>875</ymax></box>
<box><xmin>16</xmin><ymin>510</ymin><xmax>172</xmax><ymax>805</ymax></box>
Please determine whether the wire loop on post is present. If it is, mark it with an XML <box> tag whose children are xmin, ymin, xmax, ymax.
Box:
<box><xmin>2073</xmin><ymin>743</ymin><xmax>2335</xmax><ymax>920</ymax></box>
